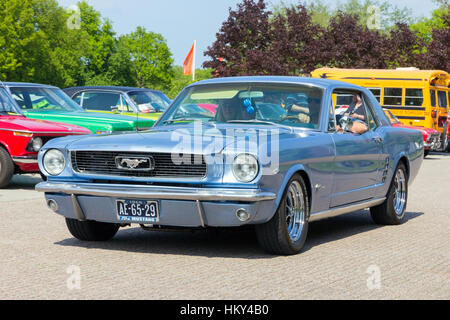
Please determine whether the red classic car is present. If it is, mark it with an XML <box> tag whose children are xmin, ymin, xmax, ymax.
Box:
<box><xmin>0</xmin><ymin>87</ymin><xmax>90</xmax><ymax>187</ymax></box>
<box><xmin>383</xmin><ymin>109</ymin><xmax>440</xmax><ymax>157</ymax></box>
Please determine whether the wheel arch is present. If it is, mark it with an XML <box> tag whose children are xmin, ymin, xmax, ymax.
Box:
<box><xmin>275</xmin><ymin>164</ymin><xmax>312</xmax><ymax>210</ymax></box>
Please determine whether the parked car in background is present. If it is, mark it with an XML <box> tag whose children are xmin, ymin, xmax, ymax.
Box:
<box><xmin>5</xmin><ymin>83</ymin><xmax>156</xmax><ymax>134</ymax></box>
<box><xmin>0</xmin><ymin>86</ymin><xmax>90</xmax><ymax>188</ymax></box>
<box><xmin>36</xmin><ymin>77</ymin><xmax>423</xmax><ymax>255</ymax></box>
<box><xmin>383</xmin><ymin>108</ymin><xmax>440</xmax><ymax>157</ymax></box>
<box><xmin>443</xmin><ymin>115</ymin><xmax>450</xmax><ymax>152</ymax></box>
<box><xmin>63</xmin><ymin>86</ymin><xmax>172</xmax><ymax>125</ymax></box>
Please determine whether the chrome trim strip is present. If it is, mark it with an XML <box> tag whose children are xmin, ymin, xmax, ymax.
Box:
<box><xmin>0</xmin><ymin>128</ymin><xmax>87</xmax><ymax>134</ymax></box>
<box><xmin>36</xmin><ymin>182</ymin><xmax>276</xmax><ymax>202</ymax></box>
<box><xmin>12</xmin><ymin>156</ymin><xmax>38</xmax><ymax>164</ymax></box>
<box><xmin>71</xmin><ymin>194</ymin><xmax>86</xmax><ymax>221</ymax></box>
<box><xmin>309</xmin><ymin>197</ymin><xmax>386</xmax><ymax>222</ymax></box>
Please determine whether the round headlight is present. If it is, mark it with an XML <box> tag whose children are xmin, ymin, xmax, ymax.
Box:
<box><xmin>43</xmin><ymin>149</ymin><xmax>66</xmax><ymax>176</ymax></box>
<box><xmin>32</xmin><ymin>137</ymin><xmax>43</xmax><ymax>152</ymax></box>
<box><xmin>232</xmin><ymin>154</ymin><xmax>259</xmax><ymax>183</ymax></box>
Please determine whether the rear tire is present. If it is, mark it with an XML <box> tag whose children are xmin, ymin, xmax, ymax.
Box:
<box><xmin>0</xmin><ymin>148</ymin><xmax>14</xmax><ymax>188</ymax></box>
<box><xmin>424</xmin><ymin>150</ymin><xmax>430</xmax><ymax>158</ymax></box>
<box><xmin>370</xmin><ymin>163</ymin><xmax>408</xmax><ymax>225</ymax></box>
<box><xmin>65</xmin><ymin>218</ymin><xmax>119</xmax><ymax>241</ymax></box>
<box><xmin>255</xmin><ymin>174</ymin><xmax>309</xmax><ymax>255</ymax></box>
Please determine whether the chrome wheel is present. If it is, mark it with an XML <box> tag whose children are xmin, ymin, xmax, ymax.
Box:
<box><xmin>393</xmin><ymin>168</ymin><xmax>407</xmax><ymax>216</ymax></box>
<box><xmin>285</xmin><ymin>180</ymin><xmax>306</xmax><ymax>242</ymax></box>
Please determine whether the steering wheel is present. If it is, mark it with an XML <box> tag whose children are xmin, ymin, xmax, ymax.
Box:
<box><xmin>280</xmin><ymin>115</ymin><xmax>302</xmax><ymax>123</ymax></box>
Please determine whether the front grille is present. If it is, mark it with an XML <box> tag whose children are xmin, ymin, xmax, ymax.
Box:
<box><xmin>71</xmin><ymin>151</ymin><xmax>207</xmax><ymax>178</ymax></box>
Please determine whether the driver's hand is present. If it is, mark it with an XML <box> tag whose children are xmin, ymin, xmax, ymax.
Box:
<box><xmin>298</xmin><ymin>113</ymin><xmax>310</xmax><ymax>123</ymax></box>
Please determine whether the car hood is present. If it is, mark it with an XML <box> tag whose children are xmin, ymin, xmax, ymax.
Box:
<box><xmin>23</xmin><ymin>110</ymin><xmax>154</xmax><ymax>128</ymax></box>
<box><xmin>0</xmin><ymin>115</ymin><xmax>90</xmax><ymax>134</ymax></box>
<box><xmin>51</xmin><ymin>123</ymin><xmax>296</xmax><ymax>155</ymax></box>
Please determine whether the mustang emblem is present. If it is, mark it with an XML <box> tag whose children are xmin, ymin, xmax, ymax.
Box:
<box><xmin>115</xmin><ymin>156</ymin><xmax>154</xmax><ymax>171</ymax></box>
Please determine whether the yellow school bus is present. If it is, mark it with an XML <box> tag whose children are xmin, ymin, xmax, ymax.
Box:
<box><xmin>311</xmin><ymin>68</ymin><xmax>449</xmax><ymax>149</ymax></box>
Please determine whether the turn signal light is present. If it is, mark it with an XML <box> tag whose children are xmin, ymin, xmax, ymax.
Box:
<box><xmin>431</xmin><ymin>110</ymin><xmax>437</xmax><ymax>118</ymax></box>
<box><xmin>14</xmin><ymin>131</ymin><xmax>33</xmax><ymax>137</ymax></box>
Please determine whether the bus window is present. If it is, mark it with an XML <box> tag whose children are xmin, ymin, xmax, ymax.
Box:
<box><xmin>405</xmin><ymin>89</ymin><xmax>423</xmax><ymax>106</ymax></box>
<box><xmin>336</xmin><ymin>93</ymin><xmax>353</xmax><ymax>107</ymax></box>
<box><xmin>430</xmin><ymin>90</ymin><xmax>437</xmax><ymax>107</ymax></box>
<box><xmin>438</xmin><ymin>91</ymin><xmax>448</xmax><ymax>109</ymax></box>
<box><xmin>368</xmin><ymin>88</ymin><xmax>381</xmax><ymax>102</ymax></box>
<box><xmin>384</xmin><ymin>88</ymin><xmax>402</xmax><ymax>106</ymax></box>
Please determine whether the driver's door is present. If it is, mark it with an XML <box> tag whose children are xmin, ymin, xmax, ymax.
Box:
<box><xmin>330</xmin><ymin>90</ymin><xmax>383</xmax><ymax>207</ymax></box>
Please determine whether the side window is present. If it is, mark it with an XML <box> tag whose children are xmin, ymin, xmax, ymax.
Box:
<box><xmin>81</xmin><ymin>92</ymin><xmax>122</xmax><ymax>111</ymax></box>
<box><xmin>328</xmin><ymin>101</ymin><xmax>337</xmax><ymax>132</ymax></box>
<box><xmin>405</xmin><ymin>89</ymin><xmax>424</xmax><ymax>106</ymax></box>
<box><xmin>363</xmin><ymin>94</ymin><xmax>379</xmax><ymax>131</ymax></box>
<box><xmin>430</xmin><ymin>89</ymin><xmax>437</xmax><ymax>107</ymax></box>
<box><xmin>368</xmin><ymin>88</ymin><xmax>381</xmax><ymax>103</ymax></box>
<box><xmin>438</xmin><ymin>91</ymin><xmax>448</xmax><ymax>109</ymax></box>
<box><xmin>118</xmin><ymin>95</ymin><xmax>132</xmax><ymax>112</ymax></box>
<box><xmin>384</xmin><ymin>88</ymin><xmax>402</xmax><ymax>106</ymax></box>
<box><xmin>72</xmin><ymin>93</ymin><xmax>82</xmax><ymax>105</ymax></box>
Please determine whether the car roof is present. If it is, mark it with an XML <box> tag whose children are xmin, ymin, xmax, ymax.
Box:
<box><xmin>189</xmin><ymin>76</ymin><xmax>365</xmax><ymax>90</ymax></box>
<box><xmin>63</xmin><ymin>86</ymin><xmax>161</xmax><ymax>97</ymax></box>
<box><xmin>5</xmin><ymin>82</ymin><xmax>58</xmax><ymax>89</ymax></box>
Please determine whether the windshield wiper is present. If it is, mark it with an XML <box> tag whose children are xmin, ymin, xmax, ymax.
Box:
<box><xmin>163</xmin><ymin>118</ymin><xmax>216</xmax><ymax>125</ymax></box>
<box><xmin>226</xmin><ymin>119</ymin><xmax>294</xmax><ymax>132</ymax></box>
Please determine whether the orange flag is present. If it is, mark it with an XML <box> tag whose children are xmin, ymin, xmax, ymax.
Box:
<box><xmin>183</xmin><ymin>41</ymin><xmax>196</xmax><ymax>77</ymax></box>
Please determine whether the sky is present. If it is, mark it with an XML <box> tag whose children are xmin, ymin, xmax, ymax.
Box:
<box><xmin>58</xmin><ymin>0</ymin><xmax>440</xmax><ymax>69</ymax></box>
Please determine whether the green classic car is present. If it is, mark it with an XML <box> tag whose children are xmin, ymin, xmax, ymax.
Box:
<box><xmin>63</xmin><ymin>86</ymin><xmax>172</xmax><ymax>124</ymax></box>
<box><xmin>6</xmin><ymin>83</ymin><xmax>155</xmax><ymax>134</ymax></box>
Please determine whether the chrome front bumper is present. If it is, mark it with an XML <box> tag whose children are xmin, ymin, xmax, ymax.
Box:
<box><xmin>12</xmin><ymin>156</ymin><xmax>38</xmax><ymax>164</ymax></box>
<box><xmin>36</xmin><ymin>181</ymin><xmax>277</xmax><ymax>227</ymax></box>
<box><xmin>35</xmin><ymin>181</ymin><xmax>276</xmax><ymax>202</ymax></box>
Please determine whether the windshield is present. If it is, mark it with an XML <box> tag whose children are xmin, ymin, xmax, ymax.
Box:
<box><xmin>0</xmin><ymin>88</ymin><xmax>22</xmax><ymax>115</ymax></box>
<box><xmin>158</xmin><ymin>83</ymin><xmax>324</xmax><ymax>129</ymax></box>
<box><xmin>128</xmin><ymin>91</ymin><xmax>171</xmax><ymax>113</ymax></box>
<box><xmin>384</xmin><ymin>109</ymin><xmax>401</xmax><ymax>124</ymax></box>
<box><xmin>10</xmin><ymin>87</ymin><xmax>85</xmax><ymax>112</ymax></box>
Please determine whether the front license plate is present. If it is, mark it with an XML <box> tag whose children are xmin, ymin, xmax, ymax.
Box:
<box><xmin>116</xmin><ymin>200</ymin><xmax>159</xmax><ymax>223</ymax></box>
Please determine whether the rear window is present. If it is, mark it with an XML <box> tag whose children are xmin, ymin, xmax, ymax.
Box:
<box><xmin>405</xmin><ymin>89</ymin><xmax>423</xmax><ymax>106</ymax></box>
<box><xmin>336</xmin><ymin>93</ymin><xmax>353</xmax><ymax>107</ymax></box>
<box><xmin>430</xmin><ymin>90</ymin><xmax>437</xmax><ymax>107</ymax></box>
<box><xmin>438</xmin><ymin>91</ymin><xmax>448</xmax><ymax>108</ymax></box>
<box><xmin>384</xmin><ymin>88</ymin><xmax>402</xmax><ymax>106</ymax></box>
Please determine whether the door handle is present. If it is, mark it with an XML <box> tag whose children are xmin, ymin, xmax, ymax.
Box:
<box><xmin>373</xmin><ymin>136</ymin><xmax>383</xmax><ymax>143</ymax></box>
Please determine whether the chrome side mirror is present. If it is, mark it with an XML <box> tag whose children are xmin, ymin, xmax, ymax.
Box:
<box><xmin>339</xmin><ymin>115</ymin><xmax>354</xmax><ymax>133</ymax></box>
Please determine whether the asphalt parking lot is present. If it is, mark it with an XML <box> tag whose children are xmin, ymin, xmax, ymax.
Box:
<box><xmin>0</xmin><ymin>153</ymin><xmax>449</xmax><ymax>300</ymax></box>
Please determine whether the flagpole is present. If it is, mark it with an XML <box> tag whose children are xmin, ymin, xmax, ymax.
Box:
<box><xmin>192</xmin><ymin>40</ymin><xmax>196</xmax><ymax>82</ymax></box>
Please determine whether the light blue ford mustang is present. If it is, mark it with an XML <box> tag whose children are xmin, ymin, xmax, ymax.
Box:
<box><xmin>36</xmin><ymin>77</ymin><xmax>424</xmax><ymax>255</ymax></box>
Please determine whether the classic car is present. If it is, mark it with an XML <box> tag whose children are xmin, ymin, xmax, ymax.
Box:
<box><xmin>63</xmin><ymin>86</ymin><xmax>172</xmax><ymax>125</ymax></box>
<box><xmin>0</xmin><ymin>86</ymin><xmax>90</xmax><ymax>188</ymax></box>
<box><xmin>443</xmin><ymin>115</ymin><xmax>450</xmax><ymax>152</ymax></box>
<box><xmin>36</xmin><ymin>77</ymin><xmax>424</xmax><ymax>255</ymax></box>
<box><xmin>383</xmin><ymin>109</ymin><xmax>440</xmax><ymax>157</ymax></box>
<box><xmin>5</xmin><ymin>83</ymin><xmax>156</xmax><ymax>134</ymax></box>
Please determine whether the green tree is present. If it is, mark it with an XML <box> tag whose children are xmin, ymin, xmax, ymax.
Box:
<box><xmin>118</xmin><ymin>26</ymin><xmax>174</xmax><ymax>89</ymax></box>
<box><xmin>165</xmin><ymin>66</ymin><xmax>213</xmax><ymax>99</ymax></box>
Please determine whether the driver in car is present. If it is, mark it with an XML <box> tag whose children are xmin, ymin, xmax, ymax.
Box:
<box><xmin>338</xmin><ymin>93</ymin><xmax>369</xmax><ymax>134</ymax></box>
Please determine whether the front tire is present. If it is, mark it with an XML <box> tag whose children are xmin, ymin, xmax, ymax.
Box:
<box><xmin>65</xmin><ymin>218</ymin><xmax>119</xmax><ymax>241</ymax></box>
<box><xmin>424</xmin><ymin>150</ymin><xmax>430</xmax><ymax>158</ymax></box>
<box><xmin>370</xmin><ymin>163</ymin><xmax>408</xmax><ymax>225</ymax></box>
<box><xmin>0</xmin><ymin>148</ymin><xmax>14</xmax><ymax>188</ymax></box>
<box><xmin>255</xmin><ymin>174</ymin><xmax>309</xmax><ymax>255</ymax></box>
